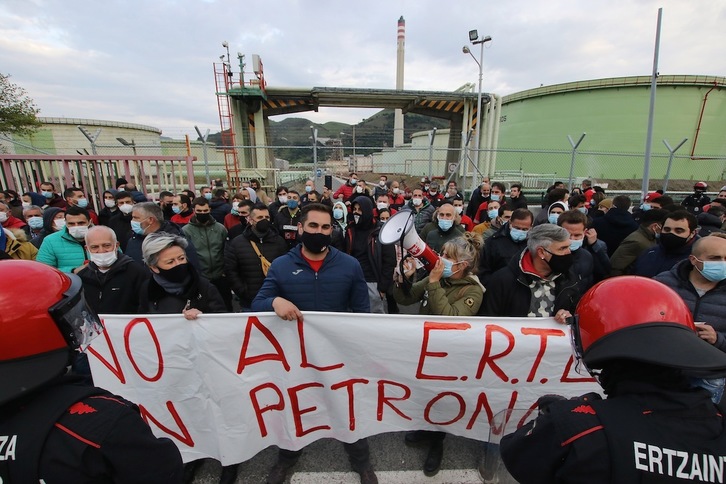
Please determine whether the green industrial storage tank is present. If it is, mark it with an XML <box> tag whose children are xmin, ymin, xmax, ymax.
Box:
<box><xmin>496</xmin><ymin>75</ymin><xmax>726</xmax><ymax>182</ymax></box>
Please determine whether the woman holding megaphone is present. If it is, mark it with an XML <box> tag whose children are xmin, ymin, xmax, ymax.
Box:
<box><xmin>392</xmin><ymin>232</ymin><xmax>485</xmax><ymax>476</ymax></box>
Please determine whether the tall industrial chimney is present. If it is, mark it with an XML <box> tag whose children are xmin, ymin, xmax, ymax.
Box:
<box><xmin>394</xmin><ymin>16</ymin><xmax>405</xmax><ymax>147</ymax></box>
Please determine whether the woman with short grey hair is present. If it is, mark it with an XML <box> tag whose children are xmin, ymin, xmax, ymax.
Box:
<box><xmin>138</xmin><ymin>231</ymin><xmax>229</xmax><ymax>481</ymax></box>
<box><xmin>138</xmin><ymin>231</ymin><xmax>225</xmax><ymax>319</ymax></box>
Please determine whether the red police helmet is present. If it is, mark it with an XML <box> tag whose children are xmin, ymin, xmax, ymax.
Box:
<box><xmin>0</xmin><ymin>261</ymin><xmax>103</xmax><ymax>405</ymax></box>
<box><xmin>574</xmin><ymin>276</ymin><xmax>726</xmax><ymax>373</ymax></box>
<box><xmin>694</xmin><ymin>181</ymin><xmax>708</xmax><ymax>190</ymax></box>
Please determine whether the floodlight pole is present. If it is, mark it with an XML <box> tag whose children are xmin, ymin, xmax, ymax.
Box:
<box><xmin>567</xmin><ymin>133</ymin><xmax>586</xmax><ymax>190</ymax></box>
<box><xmin>194</xmin><ymin>126</ymin><xmax>211</xmax><ymax>185</ymax></box>
<box><xmin>662</xmin><ymin>137</ymin><xmax>688</xmax><ymax>192</ymax></box>
<box><xmin>642</xmin><ymin>8</ymin><xmax>663</xmax><ymax>201</ymax></box>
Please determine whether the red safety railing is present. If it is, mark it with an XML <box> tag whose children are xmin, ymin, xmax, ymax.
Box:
<box><xmin>0</xmin><ymin>154</ymin><xmax>196</xmax><ymax>213</ymax></box>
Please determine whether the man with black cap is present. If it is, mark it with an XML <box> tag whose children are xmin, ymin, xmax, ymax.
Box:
<box><xmin>500</xmin><ymin>276</ymin><xmax>726</xmax><ymax>483</ymax></box>
<box><xmin>0</xmin><ymin>260</ymin><xmax>183</xmax><ymax>482</ymax></box>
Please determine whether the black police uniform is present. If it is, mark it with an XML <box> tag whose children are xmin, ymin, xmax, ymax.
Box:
<box><xmin>501</xmin><ymin>381</ymin><xmax>726</xmax><ymax>483</ymax></box>
<box><xmin>0</xmin><ymin>376</ymin><xmax>183</xmax><ymax>483</ymax></box>
<box><xmin>681</xmin><ymin>193</ymin><xmax>711</xmax><ymax>214</ymax></box>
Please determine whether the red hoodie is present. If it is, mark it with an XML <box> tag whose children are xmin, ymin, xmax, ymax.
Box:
<box><xmin>2</xmin><ymin>214</ymin><xmax>27</xmax><ymax>230</ymax></box>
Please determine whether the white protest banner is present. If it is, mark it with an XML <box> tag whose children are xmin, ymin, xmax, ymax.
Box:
<box><xmin>88</xmin><ymin>312</ymin><xmax>599</xmax><ymax>465</ymax></box>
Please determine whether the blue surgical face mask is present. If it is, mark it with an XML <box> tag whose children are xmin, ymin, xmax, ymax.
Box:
<box><xmin>41</xmin><ymin>190</ymin><xmax>53</xmax><ymax>199</ymax></box>
<box><xmin>172</xmin><ymin>205</ymin><xmax>181</xmax><ymax>214</ymax></box>
<box><xmin>490</xmin><ymin>194</ymin><xmax>501</xmax><ymax>202</ymax></box>
<box><xmin>287</xmin><ymin>199</ymin><xmax>299</xmax><ymax>210</ymax></box>
<box><xmin>570</xmin><ymin>238</ymin><xmax>584</xmax><ymax>251</ymax></box>
<box><xmin>577</xmin><ymin>207</ymin><xmax>588</xmax><ymax>215</ymax></box>
<box><xmin>204</xmin><ymin>192</ymin><xmax>213</xmax><ymax>200</ymax></box>
<box><xmin>27</xmin><ymin>216</ymin><xmax>44</xmax><ymax>229</ymax></box>
<box><xmin>77</xmin><ymin>198</ymin><xmax>88</xmax><ymax>208</ymax></box>
<box><xmin>548</xmin><ymin>213</ymin><xmax>560</xmax><ymax>225</ymax></box>
<box><xmin>305</xmin><ymin>185</ymin><xmax>312</xmax><ymax>193</ymax></box>
<box><xmin>640</xmin><ymin>203</ymin><xmax>652</xmax><ymax>211</ymax></box>
<box><xmin>130</xmin><ymin>220</ymin><xmax>145</xmax><ymax>235</ymax></box>
<box><xmin>333</xmin><ymin>208</ymin><xmax>344</xmax><ymax>220</ymax></box>
<box><xmin>441</xmin><ymin>258</ymin><xmax>462</xmax><ymax>278</ymax></box>
<box><xmin>510</xmin><ymin>227</ymin><xmax>528</xmax><ymax>242</ymax></box>
<box><xmin>488</xmin><ymin>209</ymin><xmax>499</xmax><ymax>220</ymax></box>
<box><xmin>438</xmin><ymin>218</ymin><xmax>454</xmax><ymax>231</ymax></box>
<box><xmin>695</xmin><ymin>258</ymin><xmax>726</xmax><ymax>283</ymax></box>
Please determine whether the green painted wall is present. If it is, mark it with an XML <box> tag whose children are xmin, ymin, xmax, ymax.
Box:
<box><xmin>497</xmin><ymin>77</ymin><xmax>726</xmax><ymax>181</ymax></box>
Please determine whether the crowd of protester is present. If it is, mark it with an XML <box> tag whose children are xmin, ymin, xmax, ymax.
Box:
<box><xmin>2</xmin><ymin>173</ymin><xmax>725</xmax><ymax>483</ymax></box>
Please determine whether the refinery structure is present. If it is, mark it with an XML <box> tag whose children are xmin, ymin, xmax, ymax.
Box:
<box><xmin>2</xmin><ymin>16</ymin><xmax>725</xmax><ymax>195</ymax></box>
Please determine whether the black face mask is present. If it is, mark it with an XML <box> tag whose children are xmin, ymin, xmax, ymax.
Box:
<box><xmin>157</xmin><ymin>263</ymin><xmax>189</xmax><ymax>283</ymax></box>
<box><xmin>254</xmin><ymin>219</ymin><xmax>270</xmax><ymax>233</ymax></box>
<box><xmin>300</xmin><ymin>230</ymin><xmax>331</xmax><ymax>253</ymax></box>
<box><xmin>196</xmin><ymin>213</ymin><xmax>212</xmax><ymax>224</ymax></box>
<box><xmin>660</xmin><ymin>232</ymin><xmax>690</xmax><ymax>251</ymax></box>
<box><xmin>545</xmin><ymin>251</ymin><xmax>574</xmax><ymax>274</ymax></box>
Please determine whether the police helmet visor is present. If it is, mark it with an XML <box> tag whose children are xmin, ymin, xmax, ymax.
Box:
<box><xmin>48</xmin><ymin>273</ymin><xmax>103</xmax><ymax>352</ymax></box>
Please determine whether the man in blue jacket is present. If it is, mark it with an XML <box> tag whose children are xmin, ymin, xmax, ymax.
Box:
<box><xmin>252</xmin><ymin>203</ymin><xmax>376</xmax><ymax>484</ymax></box>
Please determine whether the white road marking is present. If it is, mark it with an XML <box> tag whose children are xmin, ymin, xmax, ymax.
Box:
<box><xmin>291</xmin><ymin>469</ymin><xmax>484</xmax><ymax>483</ymax></box>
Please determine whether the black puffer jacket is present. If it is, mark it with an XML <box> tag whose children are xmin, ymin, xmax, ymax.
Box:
<box><xmin>479</xmin><ymin>249</ymin><xmax>586</xmax><ymax>317</ymax></box>
<box><xmin>477</xmin><ymin>223</ymin><xmax>528</xmax><ymax>285</ymax></box>
<box><xmin>210</xmin><ymin>198</ymin><xmax>232</xmax><ymax>224</ymax></box>
<box><xmin>698</xmin><ymin>212</ymin><xmax>724</xmax><ymax>237</ymax></box>
<box><xmin>344</xmin><ymin>197</ymin><xmax>396</xmax><ymax>292</ymax></box>
<box><xmin>223</xmin><ymin>225</ymin><xmax>288</xmax><ymax>308</ymax></box>
<box><xmin>77</xmin><ymin>254</ymin><xmax>149</xmax><ymax>314</ymax></box>
<box><xmin>138</xmin><ymin>264</ymin><xmax>226</xmax><ymax>314</ymax></box>
<box><xmin>591</xmin><ymin>207</ymin><xmax>638</xmax><ymax>256</ymax></box>
<box><xmin>654</xmin><ymin>259</ymin><xmax>726</xmax><ymax>352</ymax></box>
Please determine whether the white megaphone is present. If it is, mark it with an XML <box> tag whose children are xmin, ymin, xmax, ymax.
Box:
<box><xmin>379</xmin><ymin>210</ymin><xmax>439</xmax><ymax>271</ymax></box>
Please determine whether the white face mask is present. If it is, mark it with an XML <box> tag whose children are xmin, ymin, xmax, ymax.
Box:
<box><xmin>104</xmin><ymin>199</ymin><xmax>116</xmax><ymax>208</ymax></box>
<box><xmin>22</xmin><ymin>201</ymin><xmax>31</xmax><ymax>208</ymax></box>
<box><xmin>90</xmin><ymin>250</ymin><xmax>118</xmax><ymax>268</ymax></box>
<box><xmin>455</xmin><ymin>206</ymin><xmax>463</xmax><ymax>214</ymax></box>
<box><xmin>68</xmin><ymin>225</ymin><xmax>89</xmax><ymax>239</ymax></box>
<box><xmin>118</xmin><ymin>204</ymin><xmax>134</xmax><ymax>215</ymax></box>
<box><xmin>356</xmin><ymin>186</ymin><xmax>364</xmax><ymax>193</ymax></box>
<box><xmin>392</xmin><ymin>188</ymin><xmax>400</xmax><ymax>195</ymax></box>
<box><xmin>54</xmin><ymin>219</ymin><xmax>66</xmax><ymax>230</ymax></box>
<box><xmin>278</xmin><ymin>195</ymin><xmax>288</xmax><ymax>204</ymax></box>
<box><xmin>0</xmin><ymin>212</ymin><xmax>7</xmax><ymax>224</ymax></box>
<box><xmin>377</xmin><ymin>202</ymin><xmax>388</xmax><ymax>210</ymax></box>
<box><xmin>412</xmin><ymin>198</ymin><xmax>423</xmax><ymax>207</ymax></box>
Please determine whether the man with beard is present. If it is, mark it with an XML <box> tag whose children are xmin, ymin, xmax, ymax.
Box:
<box><xmin>634</xmin><ymin>211</ymin><xmax>699</xmax><ymax>278</ymax></box>
<box><xmin>182</xmin><ymin>197</ymin><xmax>230</xmax><ymax>311</ymax></box>
<box><xmin>224</xmin><ymin>204</ymin><xmax>287</xmax><ymax>311</ymax></box>
<box><xmin>251</xmin><ymin>203</ymin><xmax>377</xmax><ymax>484</ymax></box>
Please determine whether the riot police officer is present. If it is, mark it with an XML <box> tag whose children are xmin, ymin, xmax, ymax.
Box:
<box><xmin>500</xmin><ymin>276</ymin><xmax>726</xmax><ymax>483</ymax></box>
<box><xmin>0</xmin><ymin>260</ymin><xmax>183</xmax><ymax>483</ymax></box>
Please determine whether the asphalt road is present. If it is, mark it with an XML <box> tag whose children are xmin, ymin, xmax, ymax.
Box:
<box><xmin>193</xmin><ymin>431</ymin><xmax>488</xmax><ymax>483</ymax></box>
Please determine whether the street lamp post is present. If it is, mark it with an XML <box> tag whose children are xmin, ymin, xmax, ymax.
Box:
<box><xmin>311</xmin><ymin>126</ymin><xmax>319</xmax><ymax>190</ymax></box>
<box><xmin>463</xmin><ymin>30</ymin><xmax>492</xmax><ymax>173</ymax></box>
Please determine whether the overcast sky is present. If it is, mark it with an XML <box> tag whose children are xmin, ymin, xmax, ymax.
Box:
<box><xmin>2</xmin><ymin>1</ymin><xmax>724</xmax><ymax>139</ymax></box>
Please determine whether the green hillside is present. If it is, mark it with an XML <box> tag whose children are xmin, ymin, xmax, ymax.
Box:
<box><xmin>206</xmin><ymin>110</ymin><xmax>449</xmax><ymax>164</ymax></box>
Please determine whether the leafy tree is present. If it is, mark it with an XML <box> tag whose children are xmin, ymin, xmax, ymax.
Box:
<box><xmin>0</xmin><ymin>73</ymin><xmax>41</xmax><ymax>136</ymax></box>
